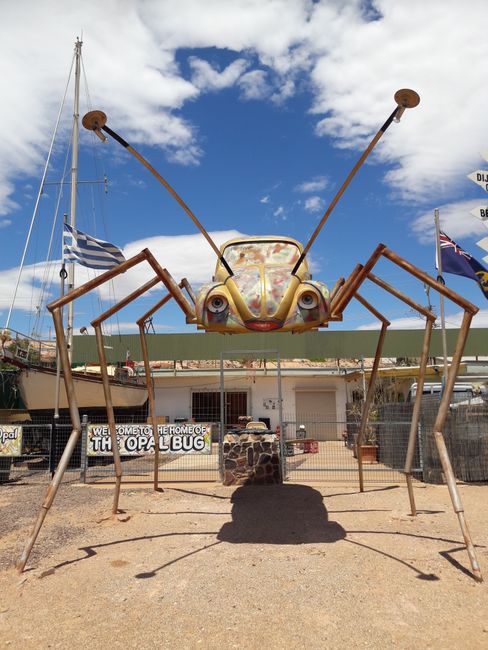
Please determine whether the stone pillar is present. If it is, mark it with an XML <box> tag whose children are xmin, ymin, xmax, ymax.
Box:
<box><xmin>222</xmin><ymin>431</ymin><xmax>281</xmax><ymax>486</ymax></box>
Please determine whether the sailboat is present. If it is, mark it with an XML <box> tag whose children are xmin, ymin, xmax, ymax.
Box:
<box><xmin>0</xmin><ymin>39</ymin><xmax>147</xmax><ymax>413</ymax></box>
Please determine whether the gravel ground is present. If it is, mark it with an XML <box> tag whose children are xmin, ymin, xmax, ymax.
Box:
<box><xmin>0</xmin><ymin>478</ymin><xmax>487</xmax><ymax>649</ymax></box>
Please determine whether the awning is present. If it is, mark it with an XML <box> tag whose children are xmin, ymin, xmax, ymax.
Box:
<box><xmin>344</xmin><ymin>364</ymin><xmax>467</xmax><ymax>383</ymax></box>
<box><xmin>0</xmin><ymin>409</ymin><xmax>32</xmax><ymax>423</ymax></box>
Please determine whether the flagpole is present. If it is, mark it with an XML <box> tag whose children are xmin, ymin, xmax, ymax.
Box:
<box><xmin>67</xmin><ymin>38</ymin><xmax>82</xmax><ymax>364</ymax></box>
<box><xmin>434</xmin><ymin>208</ymin><xmax>449</xmax><ymax>378</ymax></box>
<box><xmin>54</xmin><ymin>214</ymin><xmax>69</xmax><ymax>423</ymax></box>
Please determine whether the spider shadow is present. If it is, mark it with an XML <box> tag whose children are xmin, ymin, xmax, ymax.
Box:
<box><xmin>217</xmin><ymin>484</ymin><xmax>346</xmax><ymax>545</ymax></box>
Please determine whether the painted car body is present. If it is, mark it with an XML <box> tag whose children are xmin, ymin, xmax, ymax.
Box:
<box><xmin>195</xmin><ymin>236</ymin><xmax>330</xmax><ymax>333</ymax></box>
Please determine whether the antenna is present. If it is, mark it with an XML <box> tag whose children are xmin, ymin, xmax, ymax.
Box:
<box><xmin>291</xmin><ymin>88</ymin><xmax>420</xmax><ymax>276</ymax></box>
<box><xmin>82</xmin><ymin>110</ymin><xmax>234</xmax><ymax>277</ymax></box>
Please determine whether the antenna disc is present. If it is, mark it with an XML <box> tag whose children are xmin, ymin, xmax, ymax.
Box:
<box><xmin>394</xmin><ymin>89</ymin><xmax>420</xmax><ymax>108</ymax></box>
<box><xmin>82</xmin><ymin>110</ymin><xmax>107</xmax><ymax>131</ymax></box>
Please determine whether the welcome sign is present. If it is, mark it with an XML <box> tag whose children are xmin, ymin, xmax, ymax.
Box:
<box><xmin>87</xmin><ymin>422</ymin><xmax>212</xmax><ymax>456</ymax></box>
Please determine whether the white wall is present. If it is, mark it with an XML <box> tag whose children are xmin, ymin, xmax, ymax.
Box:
<box><xmin>153</xmin><ymin>373</ymin><xmax>347</xmax><ymax>433</ymax></box>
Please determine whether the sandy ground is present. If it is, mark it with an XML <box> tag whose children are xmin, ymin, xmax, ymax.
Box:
<box><xmin>0</xmin><ymin>478</ymin><xmax>487</xmax><ymax>649</ymax></box>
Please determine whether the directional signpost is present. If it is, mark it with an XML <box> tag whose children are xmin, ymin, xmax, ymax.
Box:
<box><xmin>467</xmin><ymin>170</ymin><xmax>488</xmax><ymax>193</ymax></box>
<box><xmin>468</xmin><ymin>167</ymin><xmax>488</xmax><ymax>259</ymax></box>
<box><xmin>476</xmin><ymin>236</ymin><xmax>488</xmax><ymax>265</ymax></box>
<box><xmin>470</xmin><ymin>206</ymin><xmax>488</xmax><ymax>222</ymax></box>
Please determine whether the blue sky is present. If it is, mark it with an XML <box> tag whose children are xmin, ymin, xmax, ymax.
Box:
<box><xmin>1</xmin><ymin>0</ymin><xmax>488</xmax><ymax>346</ymax></box>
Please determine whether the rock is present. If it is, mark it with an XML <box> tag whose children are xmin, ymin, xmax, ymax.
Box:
<box><xmin>35</xmin><ymin>567</ymin><xmax>55</xmax><ymax>579</ymax></box>
<box><xmin>117</xmin><ymin>514</ymin><xmax>131</xmax><ymax>522</ymax></box>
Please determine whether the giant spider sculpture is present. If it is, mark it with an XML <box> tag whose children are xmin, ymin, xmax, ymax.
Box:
<box><xmin>18</xmin><ymin>90</ymin><xmax>483</xmax><ymax>582</ymax></box>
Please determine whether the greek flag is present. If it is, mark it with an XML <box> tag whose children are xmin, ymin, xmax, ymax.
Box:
<box><xmin>63</xmin><ymin>224</ymin><xmax>126</xmax><ymax>270</ymax></box>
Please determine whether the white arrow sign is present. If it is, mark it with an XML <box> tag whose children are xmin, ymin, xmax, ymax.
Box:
<box><xmin>470</xmin><ymin>206</ymin><xmax>488</xmax><ymax>222</ymax></box>
<box><xmin>467</xmin><ymin>170</ymin><xmax>488</xmax><ymax>192</ymax></box>
<box><xmin>477</xmin><ymin>236</ymin><xmax>488</xmax><ymax>254</ymax></box>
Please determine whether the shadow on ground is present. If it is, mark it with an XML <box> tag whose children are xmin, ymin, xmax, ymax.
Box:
<box><xmin>218</xmin><ymin>484</ymin><xmax>345</xmax><ymax>545</ymax></box>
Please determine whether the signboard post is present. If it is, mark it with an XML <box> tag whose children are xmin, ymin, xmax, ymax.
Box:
<box><xmin>470</xmin><ymin>206</ymin><xmax>488</xmax><ymax>222</ymax></box>
<box><xmin>467</xmin><ymin>171</ymin><xmax>488</xmax><ymax>193</ymax></box>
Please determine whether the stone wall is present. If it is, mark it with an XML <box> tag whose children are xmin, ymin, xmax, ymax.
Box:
<box><xmin>222</xmin><ymin>431</ymin><xmax>282</xmax><ymax>486</ymax></box>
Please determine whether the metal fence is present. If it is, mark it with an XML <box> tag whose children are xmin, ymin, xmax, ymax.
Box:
<box><xmin>2</xmin><ymin>399</ymin><xmax>488</xmax><ymax>485</ymax></box>
<box><xmin>280</xmin><ymin>416</ymin><xmax>420</xmax><ymax>483</ymax></box>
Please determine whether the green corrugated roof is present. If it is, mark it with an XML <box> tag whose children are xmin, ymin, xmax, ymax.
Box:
<box><xmin>71</xmin><ymin>328</ymin><xmax>488</xmax><ymax>363</ymax></box>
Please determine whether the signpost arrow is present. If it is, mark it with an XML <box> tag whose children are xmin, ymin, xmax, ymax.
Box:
<box><xmin>470</xmin><ymin>206</ymin><xmax>488</xmax><ymax>222</ymax></box>
<box><xmin>467</xmin><ymin>170</ymin><xmax>488</xmax><ymax>192</ymax></box>
<box><xmin>476</xmin><ymin>236</ymin><xmax>488</xmax><ymax>255</ymax></box>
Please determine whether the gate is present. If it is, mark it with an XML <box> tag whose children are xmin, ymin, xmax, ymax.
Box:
<box><xmin>219</xmin><ymin>349</ymin><xmax>285</xmax><ymax>480</ymax></box>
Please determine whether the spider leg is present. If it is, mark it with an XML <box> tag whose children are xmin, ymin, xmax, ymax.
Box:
<box><xmin>333</xmin><ymin>244</ymin><xmax>482</xmax><ymax>582</ymax></box>
<box><xmin>136</xmin><ymin>287</ymin><xmax>187</xmax><ymax>491</ymax></box>
<box><xmin>366</xmin><ymin>272</ymin><xmax>436</xmax><ymax>516</ymax></box>
<box><xmin>17</xmin><ymin>250</ymin><xmax>196</xmax><ymax>572</ymax></box>
<box><xmin>352</xmin><ymin>293</ymin><xmax>390</xmax><ymax>493</ymax></box>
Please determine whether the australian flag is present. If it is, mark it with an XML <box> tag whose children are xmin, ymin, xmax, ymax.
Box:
<box><xmin>439</xmin><ymin>231</ymin><xmax>488</xmax><ymax>301</ymax></box>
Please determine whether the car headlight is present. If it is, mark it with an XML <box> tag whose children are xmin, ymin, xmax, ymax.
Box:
<box><xmin>207</xmin><ymin>294</ymin><xmax>229</xmax><ymax>314</ymax></box>
<box><xmin>297</xmin><ymin>290</ymin><xmax>319</xmax><ymax>310</ymax></box>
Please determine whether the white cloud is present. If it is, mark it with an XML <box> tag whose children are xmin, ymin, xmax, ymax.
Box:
<box><xmin>3</xmin><ymin>1</ymin><xmax>488</xmax><ymax>219</ymax></box>
<box><xmin>307</xmin><ymin>1</ymin><xmax>488</xmax><ymax>201</ymax></box>
<box><xmin>238</xmin><ymin>70</ymin><xmax>270</xmax><ymax>100</ymax></box>
<box><xmin>189</xmin><ymin>57</ymin><xmax>249</xmax><ymax>91</ymax></box>
<box><xmin>295</xmin><ymin>176</ymin><xmax>330</xmax><ymax>193</ymax></box>
<box><xmin>273</xmin><ymin>206</ymin><xmax>285</xmax><ymax>218</ymax></box>
<box><xmin>412</xmin><ymin>200</ymin><xmax>488</xmax><ymax>244</ymax></box>
<box><xmin>304</xmin><ymin>196</ymin><xmax>325</xmax><ymax>213</ymax></box>
<box><xmin>260</xmin><ymin>195</ymin><xmax>270</xmax><ymax>204</ymax></box>
<box><xmin>0</xmin><ymin>219</ymin><xmax>12</xmax><ymax>229</ymax></box>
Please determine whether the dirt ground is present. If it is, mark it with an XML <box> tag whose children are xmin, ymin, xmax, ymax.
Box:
<box><xmin>0</xmin><ymin>477</ymin><xmax>487</xmax><ymax>649</ymax></box>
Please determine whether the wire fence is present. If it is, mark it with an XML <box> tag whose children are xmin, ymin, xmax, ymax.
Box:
<box><xmin>1</xmin><ymin>399</ymin><xmax>488</xmax><ymax>485</ymax></box>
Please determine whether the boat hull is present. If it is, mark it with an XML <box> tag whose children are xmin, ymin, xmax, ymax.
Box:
<box><xmin>17</xmin><ymin>367</ymin><xmax>147</xmax><ymax>410</ymax></box>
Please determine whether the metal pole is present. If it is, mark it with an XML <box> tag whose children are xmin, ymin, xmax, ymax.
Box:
<box><xmin>67</xmin><ymin>38</ymin><xmax>82</xmax><ymax>362</ymax></box>
<box><xmin>219</xmin><ymin>352</ymin><xmax>225</xmax><ymax>481</ymax></box>
<box><xmin>54</xmin><ymin>213</ymin><xmax>68</xmax><ymax>420</ymax></box>
<box><xmin>17</xmin><ymin>307</ymin><xmax>82</xmax><ymax>572</ymax></box>
<box><xmin>93</xmin><ymin>323</ymin><xmax>123</xmax><ymax>514</ymax></box>
<box><xmin>292</xmin><ymin>93</ymin><xmax>417</xmax><ymax>274</ymax></box>
<box><xmin>139</xmin><ymin>323</ymin><xmax>160</xmax><ymax>490</ymax></box>
<box><xmin>404</xmin><ymin>318</ymin><xmax>434</xmax><ymax>514</ymax></box>
<box><xmin>276</xmin><ymin>352</ymin><xmax>285</xmax><ymax>482</ymax></box>
<box><xmin>357</xmin><ymin>322</ymin><xmax>388</xmax><ymax>492</ymax></box>
<box><xmin>80</xmin><ymin>414</ymin><xmax>88</xmax><ymax>483</ymax></box>
<box><xmin>434</xmin><ymin>208</ymin><xmax>449</xmax><ymax>378</ymax></box>
<box><xmin>430</xmin><ymin>310</ymin><xmax>482</xmax><ymax>581</ymax></box>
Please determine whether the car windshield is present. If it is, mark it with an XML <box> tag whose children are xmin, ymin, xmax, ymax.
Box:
<box><xmin>223</xmin><ymin>241</ymin><xmax>300</xmax><ymax>267</ymax></box>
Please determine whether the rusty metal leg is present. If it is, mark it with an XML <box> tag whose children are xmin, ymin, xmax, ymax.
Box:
<box><xmin>430</xmin><ymin>311</ymin><xmax>482</xmax><ymax>582</ymax></box>
<box><xmin>17</xmin><ymin>308</ymin><xmax>82</xmax><ymax>572</ymax></box>
<box><xmin>354</xmin><ymin>304</ymin><xmax>389</xmax><ymax>493</ymax></box>
<box><xmin>434</xmin><ymin>431</ymin><xmax>482</xmax><ymax>581</ymax></box>
<box><xmin>93</xmin><ymin>324</ymin><xmax>123</xmax><ymax>514</ymax></box>
<box><xmin>404</xmin><ymin>318</ymin><xmax>434</xmax><ymax>515</ymax></box>
<box><xmin>139</xmin><ymin>323</ymin><xmax>159</xmax><ymax>490</ymax></box>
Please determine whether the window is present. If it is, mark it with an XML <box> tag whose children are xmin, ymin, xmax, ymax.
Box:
<box><xmin>192</xmin><ymin>391</ymin><xmax>248</xmax><ymax>427</ymax></box>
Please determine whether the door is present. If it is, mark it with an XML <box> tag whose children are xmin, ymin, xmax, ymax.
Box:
<box><xmin>295</xmin><ymin>391</ymin><xmax>337</xmax><ymax>441</ymax></box>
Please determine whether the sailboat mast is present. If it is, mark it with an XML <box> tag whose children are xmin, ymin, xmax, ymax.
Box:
<box><xmin>67</xmin><ymin>38</ymin><xmax>82</xmax><ymax>362</ymax></box>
